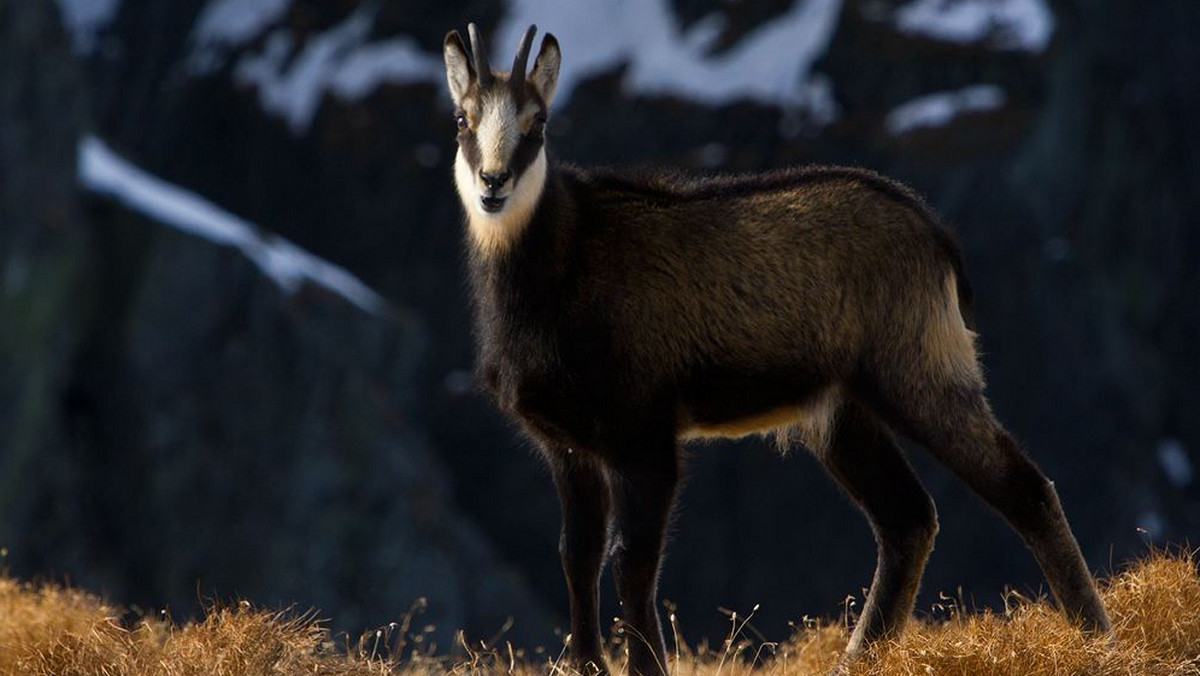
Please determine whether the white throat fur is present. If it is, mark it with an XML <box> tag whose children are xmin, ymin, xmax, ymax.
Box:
<box><xmin>454</xmin><ymin>147</ymin><xmax>547</xmax><ymax>257</ymax></box>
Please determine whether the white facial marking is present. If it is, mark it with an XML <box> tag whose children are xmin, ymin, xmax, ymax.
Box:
<box><xmin>455</xmin><ymin>146</ymin><xmax>546</xmax><ymax>257</ymax></box>
<box><xmin>476</xmin><ymin>93</ymin><xmax>519</xmax><ymax>178</ymax></box>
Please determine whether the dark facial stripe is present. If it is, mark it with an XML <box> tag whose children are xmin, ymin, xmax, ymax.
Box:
<box><xmin>505</xmin><ymin>83</ymin><xmax>548</xmax><ymax>184</ymax></box>
<box><xmin>459</xmin><ymin>129</ymin><xmax>482</xmax><ymax>171</ymax></box>
<box><xmin>508</xmin><ymin>132</ymin><xmax>544</xmax><ymax>185</ymax></box>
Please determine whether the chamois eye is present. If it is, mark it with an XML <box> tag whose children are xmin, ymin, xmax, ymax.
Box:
<box><xmin>455</xmin><ymin>114</ymin><xmax>468</xmax><ymax>131</ymax></box>
<box><xmin>530</xmin><ymin>115</ymin><xmax>547</xmax><ymax>137</ymax></box>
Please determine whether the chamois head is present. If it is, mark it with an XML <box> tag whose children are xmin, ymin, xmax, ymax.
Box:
<box><xmin>444</xmin><ymin>23</ymin><xmax>560</xmax><ymax>251</ymax></box>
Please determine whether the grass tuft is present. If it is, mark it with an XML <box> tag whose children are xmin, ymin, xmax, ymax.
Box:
<box><xmin>1</xmin><ymin>551</ymin><xmax>1198</xmax><ymax>675</ymax></box>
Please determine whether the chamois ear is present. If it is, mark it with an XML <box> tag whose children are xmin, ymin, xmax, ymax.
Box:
<box><xmin>528</xmin><ymin>33</ymin><xmax>561</xmax><ymax>109</ymax></box>
<box><xmin>444</xmin><ymin>30</ymin><xmax>474</xmax><ymax>106</ymax></box>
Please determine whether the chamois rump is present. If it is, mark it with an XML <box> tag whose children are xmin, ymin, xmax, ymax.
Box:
<box><xmin>443</xmin><ymin>23</ymin><xmax>1111</xmax><ymax>676</ymax></box>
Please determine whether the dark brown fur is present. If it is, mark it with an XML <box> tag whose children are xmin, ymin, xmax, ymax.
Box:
<box><xmin>473</xmin><ymin>164</ymin><xmax>970</xmax><ymax>456</ymax></box>
<box><xmin>446</xmin><ymin>24</ymin><xmax>1111</xmax><ymax>676</ymax></box>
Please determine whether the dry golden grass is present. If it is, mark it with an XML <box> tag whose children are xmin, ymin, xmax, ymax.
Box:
<box><xmin>1</xmin><ymin>552</ymin><xmax>1197</xmax><ymax>676</ymax></box>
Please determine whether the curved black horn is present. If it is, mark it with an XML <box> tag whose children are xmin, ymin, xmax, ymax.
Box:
<box><xmin>468</xmin><ymin>23</ymin><xmax>493</xmax><ymax>86</ymax></box>
<box><xmin>510</xmin><ymin>24</ymin><xmax>537</xmax><ymax>90</ymax></box>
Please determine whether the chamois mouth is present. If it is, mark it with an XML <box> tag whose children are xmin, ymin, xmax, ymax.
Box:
<box><xmin>480</xmin><ymin>195</ymin><xmax>507</xmax><ymax>213</ymax></box>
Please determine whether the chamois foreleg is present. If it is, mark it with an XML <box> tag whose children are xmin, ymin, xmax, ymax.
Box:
<box><xmin>607</xmin><ymin>438</ymin><xmax>679</xmax><ymax>676</ymax></box>
<box><xmin>548</xmin><ymin>449</ymin><xmax>611</xmax><ymax>674</ymax></box>
<box><xmin>820</xmin><ymin>401</ymin><xmax>938</xmax><ymax>656</ymax></box>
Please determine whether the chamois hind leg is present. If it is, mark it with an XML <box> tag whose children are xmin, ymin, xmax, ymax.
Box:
<box><xmin>875</xmin><ymin>376</ymin><xmax>1112</xmax><ymax>634</ymax></box>
<box><xmin>866</xmin><ymin>269</ymin><xmax>1110</xmax><ymax>634</ymax></box>
<box><xmin>548</xmin><ymin>448</ymin><xmax>612</xmax><ymax>674</ymax></box>
<box><xmin>606</xmin><ymin>436</ymin><xmax>679</xmax><ymax>676</ymax></box>
<box><xmin>818</xmin><ymin>400</ymin><xmax>938</xmax><ymax>657</ymax></box>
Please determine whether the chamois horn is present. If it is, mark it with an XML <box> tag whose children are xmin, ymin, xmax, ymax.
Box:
<box><xmin>467</xmin><ymin>23</ymin><xmax>493</xmax><ymax>86</ymax></box>
<box><xmin>510</xmin><ymin>24</ymin><xmax>537</xmax><ymax>90</ymax></box>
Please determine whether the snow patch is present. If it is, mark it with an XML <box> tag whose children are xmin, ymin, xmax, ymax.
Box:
<box><xmin>892</xmin><ymin>0</ymin><xmax>1054</xmax><ymax>52</ymax></box>
<box><xmin>55</xmin><ymin>0</ymin><xmax>122</xmax><ymax>54</ymax></box>
<box><xmin>1157</xmin><ymin>439</ymin><xmax>1192</xmax><ymax>488</ymax></box>
<box><xmin>78</xmin><ymin>136</ymin><xmax>386</xmax><ymax>315</ymax></box>
<box><xmin>233</xmin><ymin>7</ymin><xmax>442</xmax><ymax>133</ymax></box>
<box><xmin>885</xmin><ymin>84</ymin><xmax>1005</xmax><ymax>135</ymax></box>
<box><xmin>496</xmin><ymin>0</ymin><xmax>844</xmax><ymax>109</ymax></box>
<box><xmin>328</xmin><ymin>37</ymin><xmax>445</xmax><ymax>101</ymax></box>
<box><xmin>221</xmin><ymin>0</ymin><xmax>844</xmax><ymax>133</ymax></box>
<box><xmin>186</xmin><ymin>0</ymin><xmax>292</xmax><ymax>75</ymax></box>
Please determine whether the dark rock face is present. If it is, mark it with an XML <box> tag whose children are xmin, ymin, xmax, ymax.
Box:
<box><xmin>44</xmin><ymin>204</ymin><xmax>552</xmax><ymax>641</ymax></box>
<box><xmin>3</xmin><ymin>0</ymin><xmax>1197</xmax><ymax>647</ymax></box>
<box><xmin>0</xmin><ymin>0</ymin><xmax>552</xmax><ymax>646</ymax></box>
<box><xmin>0</xmin><ymin>0</ymin><xmax>91</xmax><ymax>571</ymax></box>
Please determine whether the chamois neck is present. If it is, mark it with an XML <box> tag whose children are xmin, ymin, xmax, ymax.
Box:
<box><xmin>456</xmin><ymin>147</ymin><xmax>548</xmax><ymax>258</ymax></box>
<box><xmin>465</xmin><ymin>158</ymin><xmax>577</xmax><ymax>321</ymax></box>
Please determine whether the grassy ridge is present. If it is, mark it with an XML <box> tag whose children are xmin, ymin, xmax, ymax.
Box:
<box><xmin>1</xmin><ymin>553</ymin><xmax>1197</xmax><ymax>676</ymax></box>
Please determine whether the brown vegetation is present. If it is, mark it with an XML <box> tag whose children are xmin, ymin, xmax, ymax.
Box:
<box><xmin>1</xmin><ymin>552</ymin><xmax>1197</xmax><ymax>676</ymax></box>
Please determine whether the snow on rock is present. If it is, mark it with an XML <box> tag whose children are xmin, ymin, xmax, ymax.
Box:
<box><xmin>78</xmin><ymin>136</ymin><xmax>386</xmax><ymax>315</ymax></box>
<box><xmin>233</xmin><ymin>6</ymin><xmax>442</xmax><ymax>133</ymax></box>
<box><xmin>328</xmin><ymin>36</ymin><xmax>445</xmax><ymax>101</ymax></box>
<box><xmin>1157</xmin><ymin>439</ymin><xmax>1193</xmax><ymax>488</ymax></box>
<box><xmin>216</xmin><ymin>0</ymin><xmax>844</xmax><ymax>133</ymax></box>
<box><xmin>181</xmin><ymin>0</ymin><xmax>1057</xmax><ymax>135</ymax></box>
<box><xmin>885</xmin><ymin>84</ymin><xmax>1005</xmax><ymax>135</ymax></box>
<box><xmin>186</xmin><ymin>0</ymin><xmax>292</xmax><ymax>75</ymax></box>
<box><xmin>496</xmin><ymin>0</ymin><xmax>843</xmax><ymax>111</ymax></box>
<box><xmin>892</xmin><ymin>0</ymin><xmax>1054</xmax><ymax>52</ymax></box>
<box><xmin>55</xmin><ymin>0</ymin><xmax>122</xmax><ymax>54</ymax></box>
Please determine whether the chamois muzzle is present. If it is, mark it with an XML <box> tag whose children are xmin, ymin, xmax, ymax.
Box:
<box><xmin>480</xmin><ymin>169</ymin><xmax>512</xmax><ymax>191</ymax></box>
<box><xmin>479</xmin><ymin>168</ymin><xmax>511</xmax><ymax>212</ymax></box>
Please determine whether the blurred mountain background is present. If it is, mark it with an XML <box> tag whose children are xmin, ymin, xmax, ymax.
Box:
<box><xmin>1</xmin><ymin>0</ymin><xmax>1197</xmax><ymax>650</ymax></box>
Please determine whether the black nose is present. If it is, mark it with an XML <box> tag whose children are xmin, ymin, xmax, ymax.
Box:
<box><xmin>480</xmin><ymin>169</ymin><xmax>512</xmax><ymax>191</ymax></box>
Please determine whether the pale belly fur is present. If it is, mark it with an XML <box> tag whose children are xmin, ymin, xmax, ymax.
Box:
<box><xmin>678</xmin><ymin>387</ymin><xmax>841</xmax><ymax>454</ymax></box>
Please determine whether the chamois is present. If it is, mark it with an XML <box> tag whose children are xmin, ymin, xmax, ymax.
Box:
<box><xmin>443</xmin><ymin>23</ymin><xmax>1111</xmax><ymax>676</ymax></box>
